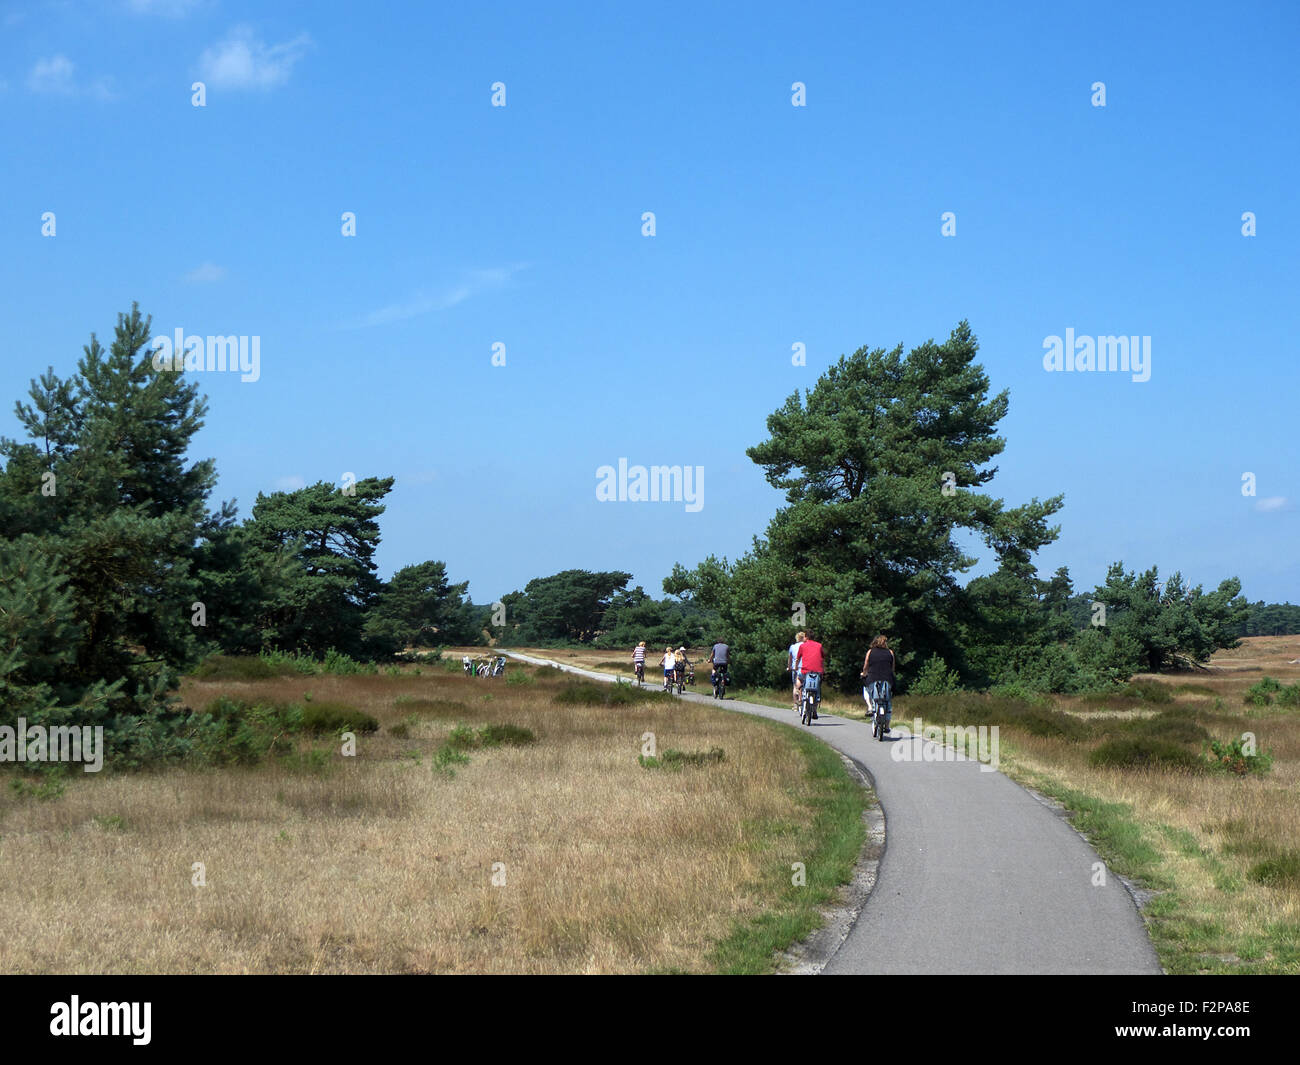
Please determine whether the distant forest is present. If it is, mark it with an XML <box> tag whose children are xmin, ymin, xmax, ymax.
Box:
<box><xmin>1237</xmin><ymin>601</ymin><xmax>1300</xmax><ymax>637</ymax></box>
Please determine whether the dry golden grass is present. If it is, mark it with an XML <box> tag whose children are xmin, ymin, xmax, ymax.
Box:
<box><xmin>0</xmin><ymin>665</ymin><xmax>828</xmax><ymax>974</ymax></box>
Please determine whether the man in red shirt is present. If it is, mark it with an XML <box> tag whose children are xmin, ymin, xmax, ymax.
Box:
<box><xmin>795</xmin><ymin>633</ymin><xmax>824</xmax><ymax>675</ymax></box>
<box><xmin>795</xmin><ymin>632</ymin><xmax>825</xmax><ymax>720</ymax></box>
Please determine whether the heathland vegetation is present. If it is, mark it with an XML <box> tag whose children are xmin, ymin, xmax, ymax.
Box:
<box><xmin>3</xmin><ymin>307</ymin><xmax>1298</xmax><ymax>975</ymax></box>
<box><xmin>0</xmin><ymin>308</ymin><xmax>1272</xmax><ymax>767</ymax></box>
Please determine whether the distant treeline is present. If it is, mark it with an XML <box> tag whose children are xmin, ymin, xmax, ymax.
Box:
<box><xmin>1237</xmin><ymin>602</ymin><xmax>1300</xmax><ymax>636</ymax></box>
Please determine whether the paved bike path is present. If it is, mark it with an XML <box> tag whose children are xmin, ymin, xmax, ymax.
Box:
<box><xmin>505</xmin><ymin>652</ymin><xmax>1163</xmax><ymax>975</ymax></box>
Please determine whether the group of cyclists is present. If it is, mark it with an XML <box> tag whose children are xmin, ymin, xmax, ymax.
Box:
<box><xmin>631</xmin><ymin>640</ymin><xmax>731</xmax><ymax>696</ymax></box>
<box><xmin>629</xmin><ymin>632</ymin><xmax>897</xmax><ymax>732</ymax></box>
<box><xmin>788</xmin><ymin>631</ymin><xmax>896</xmax><ymax>735</ymax></box>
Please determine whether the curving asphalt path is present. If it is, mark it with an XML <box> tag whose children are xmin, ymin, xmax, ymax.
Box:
<box><xmin>505</xmin><ymin>652</ymin><xmax>1164</xmax><ymax>976</ymax></box>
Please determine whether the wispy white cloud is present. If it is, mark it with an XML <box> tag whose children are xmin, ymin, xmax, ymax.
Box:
<box><xmin>27</xmin><ymin>55</ymin><xmax>75</xmax><ymax>94</ymax></box>
<box><xmin>184</xmin><ymin>261</ymin><xmax>227</xmax><ymax>283</ymax></box>
<box><xmin>1255</xmin><ymin>496</ymin><xmax>1289</xmax><ymax>513</ymax></box>
<box><xmin>356</xmin><ymin>265</ymin><xmax>527</xmax><ymax>328</ymax></box>
<box><xmin>197</xmin><ymin>25</ymin><xmax>312</xmax><ymax>90</ymax></box>
<box><xmin>274</xmin><ymin>475</ymin><xmax>306</xmax><ymax>492</ymax></box>
<box><xmin>26</xmin><ymin>55</ymin><xmax>116</xmax><ymax>99</ymax></box>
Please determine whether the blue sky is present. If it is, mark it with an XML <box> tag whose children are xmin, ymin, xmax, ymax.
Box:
<box><xmin>2</xmin><ymin>0</ymin><xmax>1297</xmax><ymax>604</ymax></box>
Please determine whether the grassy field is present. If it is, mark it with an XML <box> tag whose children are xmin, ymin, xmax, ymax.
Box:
<box><xmin>0</xmin><ymin>658</ymin><xmax>866</xmax><ymax>974</ymax></box>
<box><xmin>512</xmin><ymin>638</ymin><xmax>1300</xmax><ymax>973</ymax></box>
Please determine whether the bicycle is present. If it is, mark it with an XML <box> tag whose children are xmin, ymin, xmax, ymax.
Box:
<box><xmin>865</xmin><ymin>680</ymin><xmax>891</xmax><ymax>740</ymax></box>
<box><xmin>674</xmin><ymin>665</ymin><xmax>687</xmax><ymax>694</ymax></box>
<box><xmin>633</xmin><ymin>661</ymin><xmax>645</xmax><ymax>687</ymax></box>
<box><xmin>711</xmin><ymin>666</ymin><xmax>728</xmax><ymax>700</ymax></box>
<box><xmin>800</xmin><ymin>671</ymin><xmax>822</xmax><ymax>726</ymax></box>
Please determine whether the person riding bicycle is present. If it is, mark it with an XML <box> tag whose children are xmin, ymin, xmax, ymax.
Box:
<box><xmin>708</xmin><ymin>639</ymin><xmax>730</xmax><ymax>686</ymax></box>
<box><xmin>795</xmin><ymin>632</ymin><xmax>824</xmax><ymax>720</ymax></box>
<box><xmin>673</xmin><ymin>647</ymin><xmax>690</xmax><ymax>690</ymax></box>
<box><xmin>660</xmin><ymin>646</ymin><xmax>677</xmax><ymax>691</ymax></box>
<box><xmin>861</xmin><ymin>635</ymin><xmax>896</xmax><ymax>734</ymax></box>
<box><xmin>632</xmin><ymin>641</ymin><xmax>647</xmax><ymax>683</ymax></box>
<box><xmin>788</xmin><ymin>630</ymin><xmax>806</xmax><ymax>714</ymax></box>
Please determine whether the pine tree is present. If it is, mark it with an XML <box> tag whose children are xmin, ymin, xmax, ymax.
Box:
<box><xmin>673</xmin><ymin>322</ymin><xmax>1064</xmax><ymax>689</ymax></box>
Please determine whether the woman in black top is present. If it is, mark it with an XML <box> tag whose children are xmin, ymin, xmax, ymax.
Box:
<box><xmin>862</xmin><ymin>636</ymin><xmax>895</xmax><ymax>685</ymax></box>
<box><xmin>861</xmin><ymin>635</ymin><xmax>896</xmax><ymax>727</ymax></box>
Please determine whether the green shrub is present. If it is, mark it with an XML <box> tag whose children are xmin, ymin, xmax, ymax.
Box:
<box><xmin>1275</xmin><ymin>683</ymin><xmax>1300</xmax><ymax>708</ymax></box>
<box><xmin>1119</xmin><ymin>679</ymin><xmax>1174</xmax><ymax>704</ymax></box>
<box><xmin>8</xmin><ymin>772</ymin><xmax>68</xmax><ymax>801</ymax></box>
<box><xmin>321</xmin><ymin>649</ymin><xmax>379</xmax><ymax>675</ymax></box>
<box><xmin>554</xmin><ymin>681</ymin><xmax>653</xmax><ymax>708</ymax></box>
<box><xmin>191</xmin><ymin>654</ymin><xmax>282</xmax><ymax>681</ymax></box>
<box><xmin>447</xmin><ymin>723</ymin><xmax>537</xmax><ymax>750</ymax></box>
<box><xmin>1245</xmin><ymin>677</ymin><xmax>1282</xmax><ymax>706</ymax></box>
<box><xmin>281</xmin><ymin>748</ymin><xmax>333</xmax><ymax>774</ymax></box>
<box><xmin>445</xmin><ymin>724</ymin><xmax>479</xmax><ymax>750</ymax></box>
<box><xmin>431</xmin><ymin>745</ymin><xmax>471</xmax><ymax>777</ymax></box>
<box><xmin>1089</xmin><ymin>737</ymin><xmax>1203</xmax><ymax>771</ymax></box>
<box><xmin>640</xmin><ymin>747</ymin><xmax>725</xmax><ymax>770</ymax></box>
<box><xmin>478</xmin><ymin>723</ymin><xmax>535</xmax><ymax>746</ymax></box>
<box><xmin>1129</xmin><ymin>709</ymin><xmax>1209</xmax><ymax>746</ymax></box>
<box><xmin>908</xmin><ymin>655</ymin><xmax>962</xmax><ymax>695</ymax></box>
<box><xmin>1206</xmin><ymin>737</ymin><xmax>1273</xmax><ymax>776</ymax></box>
<box><xmin>1017</xmin><ymin>706</ymin><xmax>1090</xmax><ymax>740</ymax></box>
<box><xmin>257</xmin><ymin>649</ymin><xmax>320</xmax><ymax>675</ymax></box>
<box><xmin>906</xmin><ymin>692</ymin><xmax>1088</xmax><ymax>740</ymax></box>
<box><xmin>1247</xmin><ymin>853</ymin><xmax>1300</xmax><ymax>890</ymax></box>
<box><xmin>987</xmin><ymin>683</ymin><xmax>1052</xmax><ymax>707</ymax></box>
<box><xmin>299</xmin><ymin>701</ymin><xmax>379</xmax><ymax>736</ymax></box>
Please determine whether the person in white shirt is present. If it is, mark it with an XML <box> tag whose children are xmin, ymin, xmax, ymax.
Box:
<box><xmin>788</xmin><ymin>630</ymin><xmax>806</xmax><ymax>713</ymax></box>
<box><xmin>660</xmin><ymin>646</ymin><xmax>676</xmax><ymax>690</ymax></box>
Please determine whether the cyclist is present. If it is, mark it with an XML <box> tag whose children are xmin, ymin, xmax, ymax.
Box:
<box><xmin>632</xmin><ymin>641</ymin><xmax>647</xmax><ymax>685</ymax></box>
<box><xmin>788</xmin><ymin>630</ymin><xmax>806</xmax><ymax>713</ymax></box>
<box><xmin>795</xmin><ymin>631</ymin><xmax>824</xmax><ymax>720</ymax></box>
<box><xmin>861</xmin><ymin>635</ymin><xmax>896</xmax><ymax>734</ymax></box>
<box><xmin>707</xmin><ymin>638</ymin><xmax>730</xmax><ymax>694</ymax></box>
<box><xmin>673</xmin><ymin>647</ymin><xmax>690</xmax><ymax>691</ymax></box>
<box><xmin>660</xmin><ymin>646</ymin><xmax>677</xmax><ymax>691</ymax></box>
